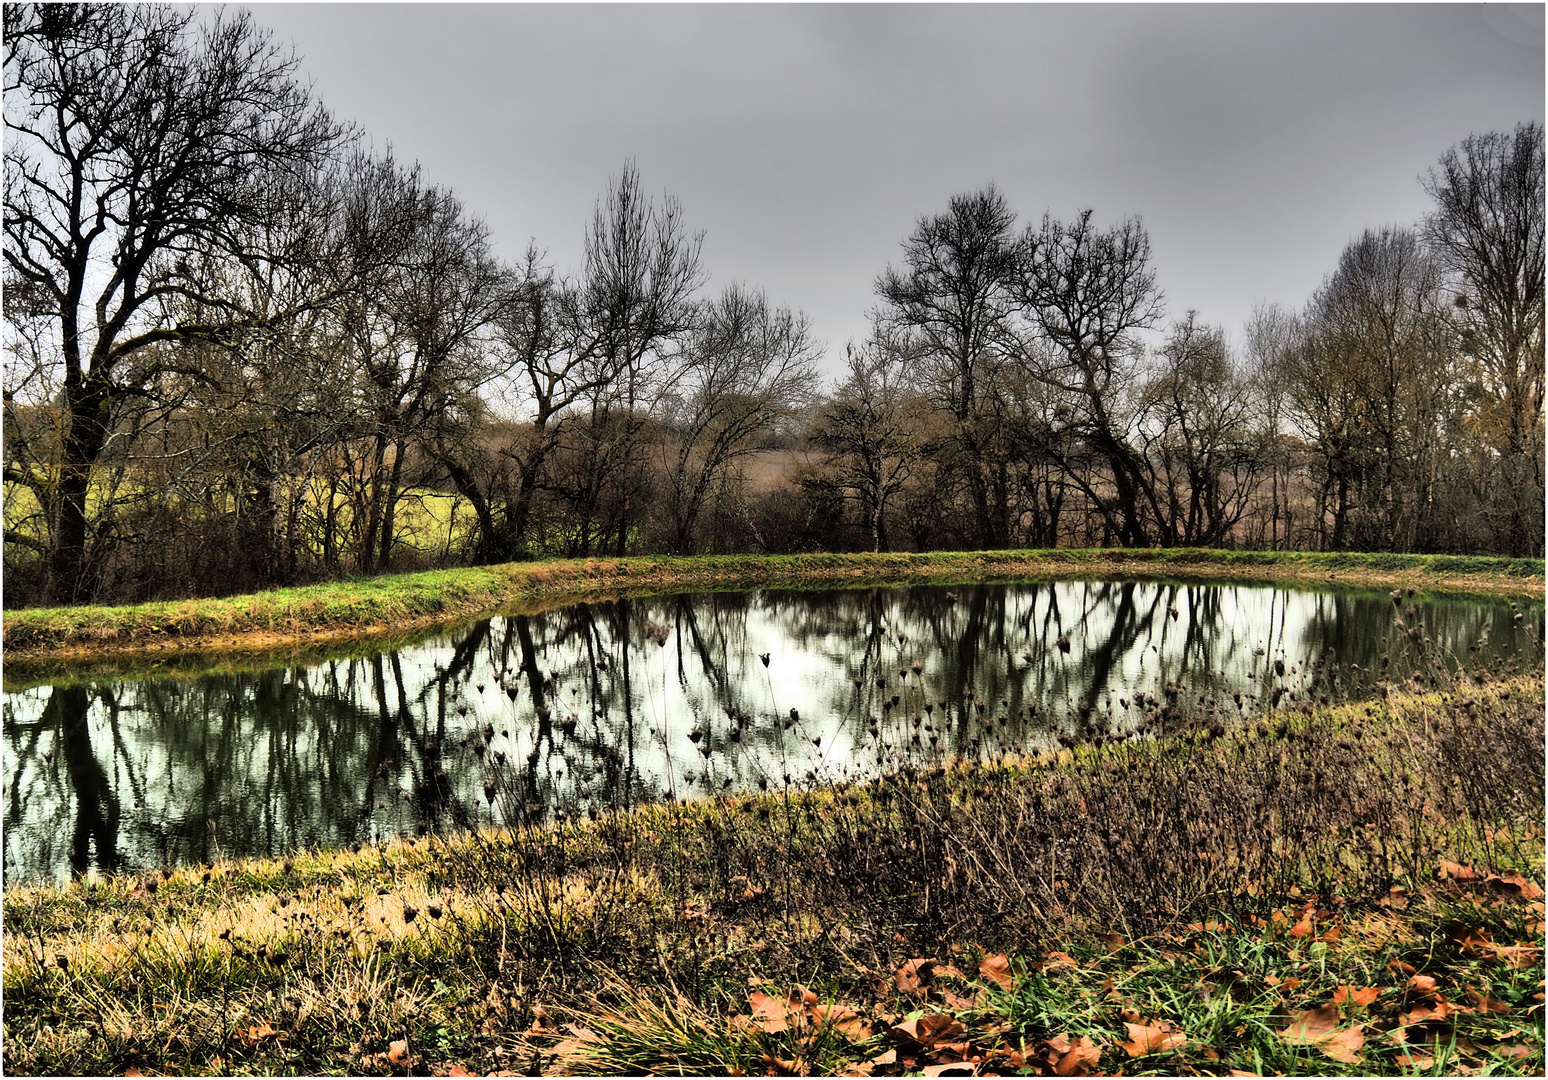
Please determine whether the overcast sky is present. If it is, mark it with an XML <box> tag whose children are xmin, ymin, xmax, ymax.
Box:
<box><xmin>247</xmin><ymin>2</ymin><xmax>1544</xmax><ymax>377</ymax></box>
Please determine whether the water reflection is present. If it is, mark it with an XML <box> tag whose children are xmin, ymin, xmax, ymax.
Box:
<box><xmin>4</xmin><ymin>581</ymin><xmax>1540</xmax><ymax>884</ymax></box>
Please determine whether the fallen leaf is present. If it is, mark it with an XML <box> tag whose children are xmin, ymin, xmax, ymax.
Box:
<box><xmin>1463</xmin><ymin>988</ymin><xmax>1512</xmax><ymax>1015</ymax></box>
<box><xmin>388</xmin><ymin>1039</ymin><xmax>410</xmax><ymax>1065</ymax></box>
<box><xmin>1279</xmin><ymin>1008</ymin><xmax>1364</xmax><ymax>1064</ymax></box>
<box><xmin>896</xmin><ymin>958</ymin><xmax>937</xmax><ymax>997</ymax></box>
<box><xmin>1489</xmin><ymin>944</ymin><xmax>1545</xmax><ymax>969</ymax></box>
<box><xmin>1288</xmin><ymin>912</ymin><xmax>1316</xmax><ymax>937</ymax></box>
<box><xmin>1043</xmin><ymin>1033</ymin><xmax>1075</xmax><ymax>1056</ymax></box>
<box><xmin>1496</xmin><ymin>1044</ymin><xmax>1536</xmax><ymax>1061</ymax></box>
<box><xmin>1121</xmin><ymin>1021</ymin><xmax>1185</xmax><ymax>1057</ymax></box>
<box><xmin>941</xmin><ymin>988</ymin><xmax>982</xmax><ymax>1011</ymax></box>
<box><xmin>1395</xmin><ymin>1052</ymin><xmax>1434</xmax><ymax>1069</ymax></box>
<box><xmin>810</xmin><ymin>1004</ymin><xmax>873</xmax><ymax>1041</ymax></box>
<box><xmin>866</xmin><ymin>1049</ymin><xmax>899</xmax><ymax>1069</ymax></box>
<box><xmin>1280</xmin><ymin>1005</ymin><xmax>1339</xmax><ymax>1041</ymax></box>
<box><xmin>921</xmin><ymin>1064</ymin><xmax>976</xmax><ymax>1077</ymax></box>
<box><xmin>891</xmin><ymin>1013</ymin><xmax>967</xmax><ymax>1049</ymax></box>
<box><xmin>1051</xmin><ymin>1035</ymin><xmax>1102</xmax><ymax>1076</ymax></box>
<box><xmin>748</xmin><ymin>990</ymin><xmax>790</xmax><ymax>1034</ymax></box>
<box><xmin>551</xmin><ymin>1025</ymin><xmax>599</xmax><ymax>1058</ymax></box>
<box><xmin>1405</xmin><ymin>975</ymin><xmax>1442</xmax><ymax>1001</ymax></box>
<box><xmin>978</xmin><ymin>954</ymin><xmax>1014</xmax><ymax>991</ymax></box>
<box><xmin>124</xmin><ymin>1071</ymin><xmax>143</xmax><ymax>1078</ymax></box>
<box><xmin>1440</xmin><ymin>859</ymin><xmax>1479</xmax><ymax>880</ymax></box>
<box><xmin>1332</xmin><ymin>985</ymin><xmax>1382</xmax><ymax>1007</ymax></box>
<box><xmin>1401</xmin><ymin>1001</ymin><xmax>1454</xmax><ymax>1027</ymax></box>
<box><xmin>1499</xmin><ymin>872</ymin><xmax>1545</xmax><ymax>900</ymax></box>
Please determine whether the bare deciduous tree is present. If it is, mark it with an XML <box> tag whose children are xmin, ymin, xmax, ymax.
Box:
<box><xmin>1423</xmin><ymin>122</ymin><xmax>1545</xmax><ymax>555</ymax></box>
<box><xmin>3</xmin><ymin>3</ymin><xmax>343</xmax><ymax>600</ymax></box>
<box><xmin>660</xmin><ymin>283</ymin><xmax>820</xmax><ymax>554</ymax></box>
<box><xmin>809</xmin><ymin>332</ymin><xmax>926</xmax><ymax>552</ymax></box>
<box><xmin>1135</xmin><ymin>313</ymin><xmax>1269</xmax><ymax>546</ymax></box>
<box><xmin>1009</xmin><ymin>211</ymin><xmax>1165</xmax><ymax>546</ymax></box>
<box><xmin>875</xmin><ymin>186</ymin><xmax>1019</xmax><ymax>547</ymax></box>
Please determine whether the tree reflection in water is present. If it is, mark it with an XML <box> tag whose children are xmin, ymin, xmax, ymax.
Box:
<box><xmin>4</xmin><ymin>581</ymin><xmax>1539</xmax><ymax>884</ymax></box>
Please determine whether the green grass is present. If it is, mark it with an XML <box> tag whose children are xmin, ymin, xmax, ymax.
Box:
<box><xmin>4</xmin><ymin>549</ymin><xmax>1542</xmax><ymax>681</ymax></box>
<box><xmin>3</xmin><ymin>673</ymin><xmax>1542</xmax><ymax>1076</ymax></box>
<box><xmin>4</xmin><ymin>476</ymin><xmax>481</xmax><ymax>558</ymax></box>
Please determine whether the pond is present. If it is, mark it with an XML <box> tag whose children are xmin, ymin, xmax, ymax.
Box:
<box><xmin>4</xmin><ymin>579</ymin><xmax>1542</xmax><ymax>885</ymax></box>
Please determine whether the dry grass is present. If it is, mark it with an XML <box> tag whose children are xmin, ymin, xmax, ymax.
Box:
<box><xmin>3</xmin><ymin>670</ymin><xmax>1541</xmax><ymax>1076</ymax></box>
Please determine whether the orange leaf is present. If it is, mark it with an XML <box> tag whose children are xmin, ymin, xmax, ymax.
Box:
<box><xmin>1332</xmin><ymin>985</ymin><xmax>1381</xmax><ymax>1007</ymax></box>
<box><xmin>810</xmin><ymin>1004</ymin><xmax>873</xmax><ymax>1041</ymax></box>
<box><xmin>1500</xmin><ymin>872</ymin><xmax>1545</xmax><ymax>900</ymax></box>
<box><xmin>445</xmin><ymin>1067</ymin><xmax>474</xmax><ymax>1078</ymax></box>
<box><xmin>866</xmin><ymin>1049</ymin><xmax>898</xmax><ymax>1069</ymax></box>
<box><xmin>1463</xmin><ymin>988</ymin><xmax>1512</xmax><ymax>1015</ymax></box>
<box><xmin>1279</xmin><ymin>1008</ymin><xmax>1364</xmax><ymax>1064</ymax></box>
<box><xmin>1401</xmin><ymin>1001</ymin><xmax>1454</xmax><ymax>1027</ymax></box>
<box><xmin>1395</xmin><ymin>1052</ymin><xmax>1434</xmax><ymax>1069</ymax></box>
<box><xmin>1490</xmin><ymin>944</ymin><xmax>1546</xmax><ymax>969</ymax></box>
<box><xmin>890</xmin><ymin>1013</ymin><xmax>966</xmax><ymax>1049</ymax></box>
<box><xmin>1447</xmin><ymin>924</ymin><xmax>1495</xmax><ymax>949</ymax></box>
<box><xmin>1288</xmin><ymin>912</ymin><xmax>1316</xmax><ymax>938</ymax></box>
<box><xmin>388</xmin><ymin>1039</ymin><xmax>410</xmax><ymax>1065</ymax></box>
<box><xmin>748</xmin><ymin>990</ymin><xmax>790</xmax><ymax>1034</ymax></box>
<box><xmin>1279</xmin><ymin>1005</ymin><xmax>1340</xmax><ymax>1042</ymax></box>
<box><xmin>1439</xmin><ymin>859</ymin><xmax>1478</xmax><ymax>880</ymax></box>
<box><xmin>1043</xmin><ymin>950</ymin><xmax>1080</xmax><ymax>970</ymax></box>
<box><xmin>1404</xmin><ymin>975</ymin><xmax>1441</xmax><ymax>1000</ymax></box>
<box><xmin>125</xmin><ymin>1071</ymin><xmax>144</xmax><ymax>1078</ymax></box>
<box><xmin>1121</xmin><ymin>1021</ymin><xmax>1185</xmax><ymax>1057</ymax></box>
<box><xmin>1052</xmin><ymin>1035</ymin><xmax>1102</xmax><ymax>1077</ymax></box>
<box><xmin>940</xmin><ymin>988</ymin><xmax>982</xmax><ymax>1011</ymax></box>
<box><xmin>895</xmin><ymin>958</ymin><xmax>937</xmax><ymax>997</ymax></box>
<box><xmin>978</xmin><ymin>953</ymin><xmax>1014</xmax><ymax>991</ymax></box>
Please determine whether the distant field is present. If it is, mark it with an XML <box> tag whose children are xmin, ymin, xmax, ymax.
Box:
<box><xmin>2</xmin><ymin>476</ymin><xmax>481</xmax><ymax>563</ymax></box>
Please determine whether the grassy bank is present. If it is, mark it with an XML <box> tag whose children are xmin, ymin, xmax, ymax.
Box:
<box><xmin>4</xmin><ymin>549</ymin><xmax>1542</xmax><ymax>678</ymax></box>
<box><xmin>4</xmin><ymin>673</ymin><xmax>1542</xmax><ymax>1076</ymax></box>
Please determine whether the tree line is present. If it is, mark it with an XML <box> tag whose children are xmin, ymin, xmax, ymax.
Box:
<box><xmin>4</xmin><ymin>4</ymin><xmax>1543</xmax><ymax>608</ymax></box>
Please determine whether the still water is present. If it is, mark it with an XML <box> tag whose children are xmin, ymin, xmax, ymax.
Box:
<box><xmin>4</xmin><ymin>580</ymin><xmax>1541</xmax><ymax>885</ymax></box>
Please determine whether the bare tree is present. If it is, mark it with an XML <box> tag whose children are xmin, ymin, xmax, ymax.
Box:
<box><xmin>1276</xmin><ymin>228</ymin><xmax>1452</xmax><ymax>552</ymax></box>
<box><xmin>547</xmin><ymin>162</ymin><xmax>705</xmax><ymax>556</ymax></box>
<box><xmin>659</xmin><ymin>283</ymin><xmax>820</xmax><ymax>554</ymax></box>
<box><xmin>809</xmin><ymin>331</ymin><xmax>927</xmax><ymax>552</ymax></box>
<box><xmin>1135</xmin><ymin>313</ymin><xmax>1269</xmax><ymax>546</ymax></box>
<box><xmin>1423</xmin><ymin>122</ymin><xmax>1545</xmax><ymax>555</ymax></box>
<box><xmin>1242</xmin><ymin>303</ymin><xmax>1300</xmax><ymax>548</ymax></box>
<box><xmin>875</xmin><ymin>186</ymin><xmax>1019</xmax><ymax>547</ymax></box>
<box><xmin>331</xmin><ymin>152</ymin><xmax>506</xmax><ymax>572</ymax></box>
<box><xmin>3</xmin><ymin>3</ymin><xmax>343</xmax><ymax>601</ymax></box>
<box><xmin>1009</xmin><ymin>211</ymin><xmax>1166</xmax><ymax>545</ymax></box>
